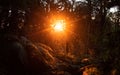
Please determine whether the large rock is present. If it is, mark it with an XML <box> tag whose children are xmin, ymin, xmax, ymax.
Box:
<box><xmin>0</xmin><ymin>34</ymin><xmax>55</xmax><ymax>75</ymax></box>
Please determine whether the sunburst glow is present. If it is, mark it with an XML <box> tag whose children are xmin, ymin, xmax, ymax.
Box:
<box><xmin>52</xmin><ymin>20</ymin><xmax>65</xmax><ymax>32</ymax></box>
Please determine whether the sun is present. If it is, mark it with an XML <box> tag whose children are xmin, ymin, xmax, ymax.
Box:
<box><xmin>52</xmin><ymin>20</ymin><xmax>65</xmax><ymax>32</ymax></box>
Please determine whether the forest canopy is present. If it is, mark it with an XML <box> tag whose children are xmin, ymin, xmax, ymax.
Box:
<box><xmin>0</xmin><ymin>0</ymin><xmax>120</xmax><ymax>75</ymax></box>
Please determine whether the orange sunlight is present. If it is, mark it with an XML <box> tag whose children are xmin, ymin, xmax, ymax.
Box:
<box><xmin>48</xmin><ymin>14</ymin><xmax>72</xmax><ymax>41</ymax></box>
<box><xmin>52</xmin><ymin>20</ymin><xmax>65</xmax><ymax>32</ymax></box>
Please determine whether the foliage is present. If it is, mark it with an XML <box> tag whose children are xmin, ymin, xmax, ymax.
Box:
<box><xmin>0</xmin><ymin>0</ymin><xmax>120</xmax><ymax>75</ymax></box>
